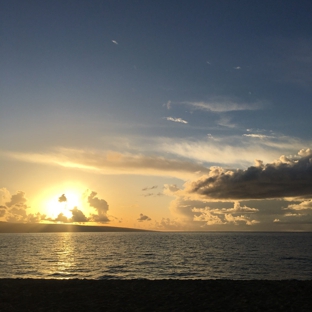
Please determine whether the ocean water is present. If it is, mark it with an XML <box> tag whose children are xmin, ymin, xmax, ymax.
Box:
<box><xmin>0</xmin><ymin>232</ymin><xmax>311</xmax><ymax>280</ymax></box>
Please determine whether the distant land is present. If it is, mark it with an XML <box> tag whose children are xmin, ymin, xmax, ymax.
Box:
<box><xmin>0</xmin><ymin>222</ymin><xmax>152</xmax><ymax>233</ymax></box>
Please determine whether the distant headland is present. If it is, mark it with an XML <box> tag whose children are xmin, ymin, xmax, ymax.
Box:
<box><xmin>0</xmin><ymin>222</ymin><xmax>152</xmax><ymax>233</ymax></box>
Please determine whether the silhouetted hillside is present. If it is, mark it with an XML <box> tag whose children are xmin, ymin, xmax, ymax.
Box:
<box><xmin>0</xmin><ymin>222</ymin><xmax>152</xmax><ymax>233</ymax></box>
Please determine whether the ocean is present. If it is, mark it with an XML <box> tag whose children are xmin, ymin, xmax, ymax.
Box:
<box><xmin>1</xmin><ymin>232</ymin><xmax>311</xmax><ymax>280</ymax></box>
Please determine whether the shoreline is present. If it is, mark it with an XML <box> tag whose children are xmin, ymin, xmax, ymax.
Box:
<box><xmin>1</xmin><ymin>279</ymin><xmax>311</xmax><ymax>311</ymax></box>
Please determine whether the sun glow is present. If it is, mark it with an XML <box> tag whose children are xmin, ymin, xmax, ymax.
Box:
<box><xmin>33</xmin><ymin>184</ymin><xmax>88</xmax><ymax>221</ymax></box>
<box><xmin>46</xmin><ymin>191</ymin><xmax>83</xmax><ymax>219</ymax></box>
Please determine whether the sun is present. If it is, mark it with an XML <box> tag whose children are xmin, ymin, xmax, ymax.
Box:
<box><xmin>47</xmin><ymin>191</ymin><xmax>83</xmax><ymax>219</ymax></box>
<box><xmin>34</xmin><ymin>184</ymin><xmax>88</xmax><ymax>221</ymax></box>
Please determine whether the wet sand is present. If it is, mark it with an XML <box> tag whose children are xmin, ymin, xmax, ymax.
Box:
<box><xmin>1</xmin><ymin>279</ymin><xmax>311</xmax><ymax>311</ymax></box>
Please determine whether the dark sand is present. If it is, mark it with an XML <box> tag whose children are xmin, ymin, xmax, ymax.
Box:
<box><xmin>1</xmin><ymin>279</ymin><xmax>311</xmax><ymax>311</ymax></box>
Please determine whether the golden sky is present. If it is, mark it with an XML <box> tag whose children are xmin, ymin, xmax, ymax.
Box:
<box><xmin>1</xmin><ymin>1</ymin><xmax>312</xmax><ymax>231</ymax></box>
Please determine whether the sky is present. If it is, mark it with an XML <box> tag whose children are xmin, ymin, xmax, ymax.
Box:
<box><xmin>1</xmin><ymin>0</ymin><xmax>312</xmax><ymax>231</ymax></box>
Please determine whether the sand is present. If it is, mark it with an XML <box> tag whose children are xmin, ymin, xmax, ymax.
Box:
<box><xmin>0</xmin><ymin>279</ymin><xmax>311</xmax><ymax>311</ymax></box>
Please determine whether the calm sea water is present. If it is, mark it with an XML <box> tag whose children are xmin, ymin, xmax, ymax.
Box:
<box><xmin>0</xmin><ymin>232</ymin><xmax>311</xmax><ymax>280</ymax></box>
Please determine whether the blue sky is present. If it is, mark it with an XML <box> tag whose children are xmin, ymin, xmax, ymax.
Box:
<box><xmin>1</xmin><ymin>0</ymin><xmax>312</xmax><ymax>230</ymax></box>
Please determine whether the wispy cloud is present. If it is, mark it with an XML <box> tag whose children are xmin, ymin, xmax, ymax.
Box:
<box><xmin>182</xmin><ymin>98</ymin><xmax>262</xmax><ymax>112</ymax></box>
<box><xmin>142</xmin><ymin>185</ymin><xmax>158</xmax><ymax>191</ymax></box>
<box><xmin>2</xmin><ymin>148</ymin><xmax>208</xmax><ymax>179</ymax></box>
<box><xmin>112</xmin><ymin>40</ymin><xmax>118</xmax><ymax>45</ymax></box>
<box><xmin>163</xmin><ymin>100</ymin><xmax>171</xmax><ymax>109</ymax></box>
<box><xmin>165</xmin><ymin>117</ymin><xmax>188</xmax><ymax>124</ymax></box>
<box><xmin>243</xmin><ymin>134</ymin><xmax>274</xmax><ymax>139</ymax></box>
<box><xmin>217</xmin><ymin>116</ymin><xmax>237</xmax><ymax>128</ymax></box>
<box><xmin>158</xmin><ymin>134</ymin><xmax>310</xmax><ymax>167</ymax></box>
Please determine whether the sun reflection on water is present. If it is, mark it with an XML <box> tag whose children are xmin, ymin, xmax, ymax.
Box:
<box><xmin>47</xmin><ymin>233</ymin><xmax>77</xmax><ymax>279</ymax></box>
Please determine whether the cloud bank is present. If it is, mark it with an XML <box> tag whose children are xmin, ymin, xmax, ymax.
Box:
<box><xmin>185</xmin><ymin>149</ymin><xmax>312</xmax><ymax>200</ymax></box>
<box><xmin>0</xmin><ymin>188</ymin><xmax>45</xmax><ymax>223</ymax></box>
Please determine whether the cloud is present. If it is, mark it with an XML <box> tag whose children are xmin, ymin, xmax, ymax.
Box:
<box><xmin>154</xmin><ymin>218</ymin><xmax>181</xmax><ymax>230</ymax></box>
<box><xmin>112</xmin><ymin>40</ymin><xmax>118</xmax><ymax>45</ymax></box>
<box><xmin>4</xmin><ymin>148</ymin><xmax>208</xmax><ymax>179</ymax></box>
<box><xmin>161</xmin><ymin>149</ymin><xmax>312</xmax><ymax>230</ymax></box>
<box><xmin>0</xmin><ymin>208</ymin><xmax>6</xmax><ymax>217</ymax></box>
<box><xmin>210</xmin><ymin>202</ymin><xmax>259</xmax><ymax>214</ymax></box>
<box><xmin>186</xmin><ymin>149</ymin><xmax>312</xmax><ymax>200</ymax></box>
<box><xmin>158</xmin><ymin>135</ymin><xmax>308</xmax><ymax>168</ymax></box>
<box><xmin>54</xmin><ymin>213</ymin><xmax>70</xmax><ymax>223</ymax></box>
<box><xmin>142</xmin><ymin>185</ymin><xmax>158</xmax><ymax>191</ymax></box>
<box><xmin>88</xmin><ymin>191</ymin><xmax>110</xmax><ymax>223</ymax></box>
<box><xmin>0</xmin><ymin>188</ymin><xmax>47</xmax><ymax>223</ymax></box>
<box><xmin>193</xmin><ymin>208</ymin><xmax>225</xmax><ymax>225</ymax></box>
<box><xmin>49</xmin><ymin>205</ymin><xmax>89</xmax><ymax>224</ymax></box>
<box><xmin>58</xmin><ymin>194</ymin><xmax>67</xmax><ymax>203</ymax></box>
<box><xmin>0</xmin><ymin>188</ymin><xmax>10</xmax><ymax>205</ymax></box>
<box><xmin>224</xmin><ymin>213</ymin><xmax>259</xmax><ymax>225</ymax></box>
<box><xmin>165</xmin><ymin>190</ymin><xmax>312</xmax><ymax>230</ymax></box>
<box><xmin>285</xmin><ymin>200</ymin><xmax>312</xmax><ymax>211</ymax></box>
<box><xmin>165</xmin><ymin>117</ymin><xmax>188</xmax><ymax>124</ymax></box>
<box><xmin>163</xmin><ymin>100</ymin><xmax>171</xmax><ymax>109</ymax></box>
<box><xmin>182</xmin><ymin>98</ymin><xmax>262</xmax><ymax>112</ymax></box>
<box><xmin>71</xmin><ymin>207</ymin><xmax>89</xmax><ymax>222</ymax></box>
<box><xmin>5</xmin><ymin>191</ymin><xmax>27</xmax><ymax>208</ymax></box>
<box><xmin>26</xmin><ymin>212</ymin><xmax>45</xmax><ymax>223</ymax></box>
<box><xmin>243</xmin><ymin>134</ymin><xmax>274</xmax><ymax>139</ymax></box>
<box><xmin>217</xmin><ymin>116</ymin><xmax>236</xmax><ymax>128</ymax></box>
<box><xmin>155</xmin><ymin>192</ymin><xmax>164</xmax><ymax>196</ymax></box>
<box><xmin>233</xmin><ymin>66</ymin><xmax>241</xmax><ymax>69</ymax></box>
<box><xmin>137</xmin><ymin>213</ymin><xmax>151</xmax><ymax>222</ymax></box>
<box><xmin>2</xmin><ymin>190</ymin><xmax>29</xmax><ymax>222</ymax></box>
<box><xmin>191</xmin><ymin>202</ymin><xmax>259</xmax><ymax>226</ymax></box>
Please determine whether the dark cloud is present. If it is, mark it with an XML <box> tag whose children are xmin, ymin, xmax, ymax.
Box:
<box><xmin>88</xmin><ymin>191</ymin><xmax>109</xmax><ymax>223</ymax></box>
<box><xmin>54</xmin><ymin>213</ymin><xmax>70</xmax><ymax>223</ymax></box>
<box><xmin>142</xmin><ymin>185</ymin><xmax>158</xmax><ymax>191</ymax></box>
<box><xmin>188</xmin><ymin>149</ymin><xmax>312</xmax><ymax>200</ymax></box>
<box><xmin>155</xmin><ymin>192</ymin><xmax>164</xmax><ymax>196</ymax></box>
<box><xmin>71</xmin><ymin>207</ymin><xmax>89</xmax><ymax>222</ymax></box>
<box><xmin>137</xmin><ymin>213</ymin><xmax>151</xmax><ymax>222</ymax></box>
<box><xmin>58</xmin><ymin>194</ymin><xmax>67</xmax><ymax>203</ymax></box>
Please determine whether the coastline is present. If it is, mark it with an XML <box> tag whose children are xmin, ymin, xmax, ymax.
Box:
<box><xmin>1</xmin><ymin>279</ymin><xmax>311</xmax><ymax>311</ymax></box>
<box><xmin>0</xmin><ymin>222</ymin><xmax>152</xmax><ymax>233</ymax></box>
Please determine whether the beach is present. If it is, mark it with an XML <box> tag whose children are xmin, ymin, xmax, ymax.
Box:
<box><xmin>1</xmin><ymin>279</ymin><xmax>311</xmax><ymax>311</ymax></box>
